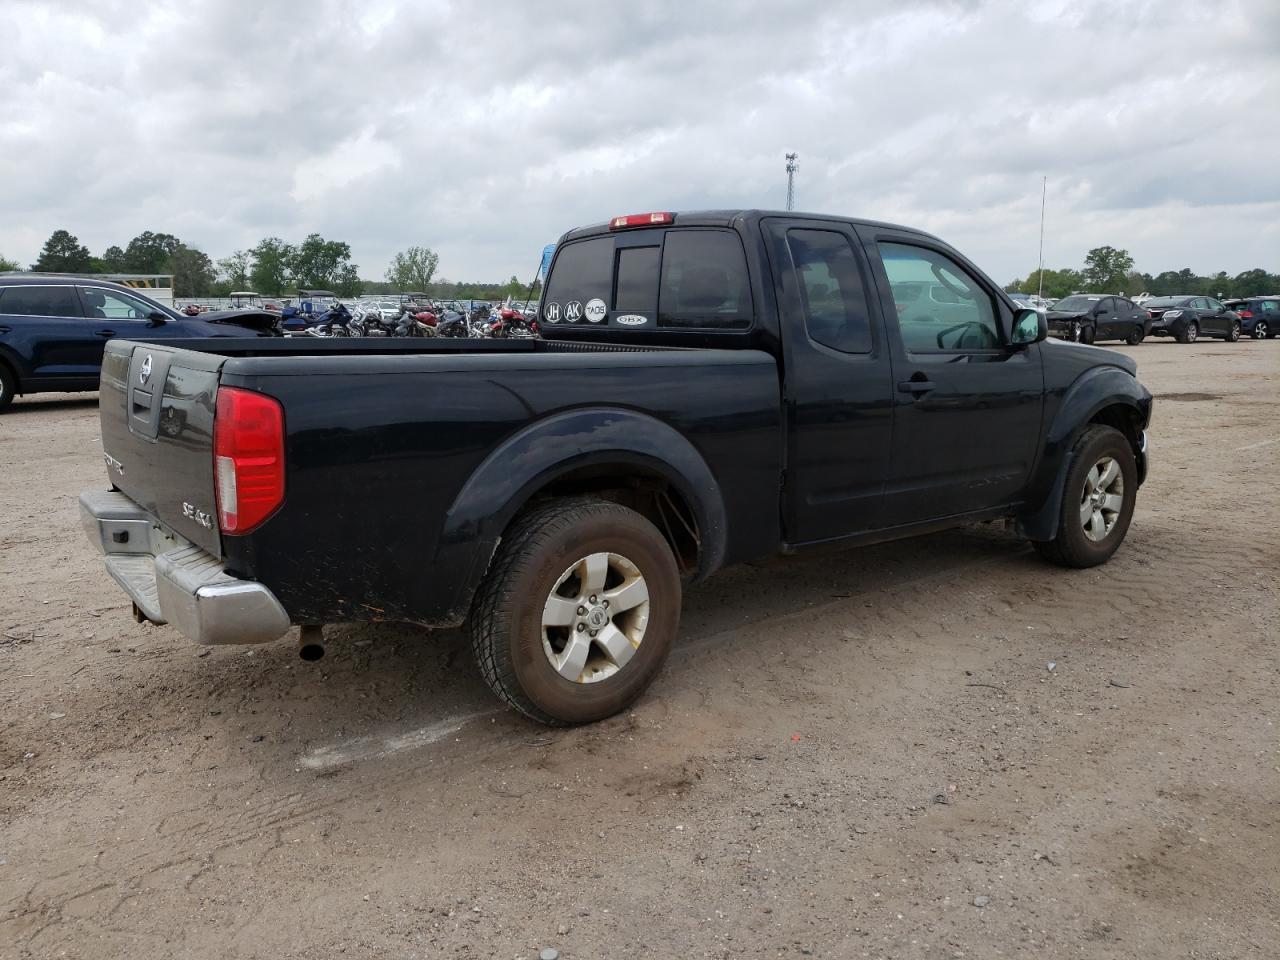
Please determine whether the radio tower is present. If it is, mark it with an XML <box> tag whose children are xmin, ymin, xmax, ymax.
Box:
<box><xmin>785</xmin><ymin>153</ymin><xmax>798</xmax><ymax>211</ymax></box>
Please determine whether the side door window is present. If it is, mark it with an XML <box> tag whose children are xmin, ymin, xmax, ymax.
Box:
<box><xmin>0</xmin><ymin>285</ymin><xmax>84</xmax><ymax>318</ymax></box>
<box><xmin>784</xmin><ymin>229</ymin><xmax>872</xmax><ymax>353</ymax></box>
<box><xmin>877</xmin><ymin>243</ymin><xmax>1000</xmax><ymax>352</ymax></box>
<box><xmin>80</xmin><ymin>287</ymin><xmax>157</xmax><ymax>321</ymax></box>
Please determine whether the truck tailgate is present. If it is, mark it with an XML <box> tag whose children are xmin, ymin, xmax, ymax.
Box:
<box><xmin>99</xmin><ymin>340</ymin><xmax>226</xmax><ymax>556</ymax></box>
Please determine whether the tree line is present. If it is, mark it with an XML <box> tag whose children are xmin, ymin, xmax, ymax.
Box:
<box><xmin>1</xmin><ymin>231</ymin><xmax>540</xmax><ymax>301</ymax></box>
<box><xmin>1007</xmin><ymin>246</ymin><xmax>1279</xmax><ymax>301</ymax></box>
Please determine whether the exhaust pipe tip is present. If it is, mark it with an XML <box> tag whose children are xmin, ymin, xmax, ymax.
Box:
<box><xmin>298</xmin><ymin>625</ymin><xmax>325</xmax><ymax>662</ymax></box>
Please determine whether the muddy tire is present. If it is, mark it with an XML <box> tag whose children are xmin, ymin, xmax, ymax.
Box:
<box><xmin>1033</xmin><ymin>425</ymin><xmax>1137</xmax><ymax>569</ymax></box>
<box><xmin>468</xmin><ymin>497</ymin><xmax>681</xmax><ymax>725</ymax></box>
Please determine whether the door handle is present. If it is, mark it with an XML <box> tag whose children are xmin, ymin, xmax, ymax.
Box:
<box><xmin>0</xmin><ymin>325</ymin><xmax>10</xmax><ymax>334</ymax></box>
<box><xmin>897</xmin><ymin>378</ymin><xmax>936</xmax><ymax>395</ymax></box>
<box><xmin>95</xmin><ymin>329</ymin><xmax>117</xmax><ymax>337</ymax></box>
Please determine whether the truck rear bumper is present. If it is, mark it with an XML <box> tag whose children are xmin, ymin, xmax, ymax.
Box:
<box><xmin>79</xmin><ymin>489</ymin><xmax>291</xmax><ymax>645</ymax></box>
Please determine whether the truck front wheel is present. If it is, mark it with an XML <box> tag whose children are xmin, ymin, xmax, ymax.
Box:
<box><xmin>468</xmin><ymin>497</ymin><xmax>681</xmax><ymax>725</ymax></box>
<box><xmin>1032</xmin><ymin>425</ymin><xmax>1137</xmax><ymax>568</ymax></box>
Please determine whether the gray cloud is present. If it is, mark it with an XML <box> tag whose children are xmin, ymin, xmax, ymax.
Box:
<box><xmin>1</xmin><ymin>0</ymin><xmax>1276</xmax><ymax>283</ymax></box>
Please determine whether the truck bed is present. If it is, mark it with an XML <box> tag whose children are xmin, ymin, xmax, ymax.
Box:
<box><xmin>95</xmin><ymin>336</ymin><xmax>783</xmax><ymax>627</ymax></box>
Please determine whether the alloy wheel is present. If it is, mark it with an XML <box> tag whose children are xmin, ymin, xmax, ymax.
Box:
<box><xmin>1255</xmin><ymin>320</ymin><xmax>1269</xmax><ymax>339</ymax></box>
<box><xmin>541</xmin><ymin>552</ymin><xmax>650</xmax><ymax>684</ymax></box>
<box><xmin>1080</xmin><ymin>456</ymin><xmax>1124</xmax><ymax>543</ymax></box>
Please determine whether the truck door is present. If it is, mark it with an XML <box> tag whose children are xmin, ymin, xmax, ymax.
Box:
<box><xmin>856</xmin><ymin>228</ymin><xmax>1044</xmax><ymax>526</ymax></box>
<box><xmin>763</xmin><ymin>218</ymin><xmax>894</xmax><ymax>543</ymax></box>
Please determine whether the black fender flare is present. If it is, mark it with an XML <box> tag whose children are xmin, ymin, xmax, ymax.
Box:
<box><xmin>1019</xmin><ymin>367</ymin><xmax>1151</xmax><ymax>540</ymax></box>
<box><xmin>433</xmin><ymin>406</ymin><xmax>728</xmax><ymax>620</ymax></box>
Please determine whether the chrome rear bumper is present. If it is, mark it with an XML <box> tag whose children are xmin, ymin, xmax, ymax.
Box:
<box><xmin>79</xmin><ymin>489</ymin><xmax>290</xmax><ymax>645</ymax></box>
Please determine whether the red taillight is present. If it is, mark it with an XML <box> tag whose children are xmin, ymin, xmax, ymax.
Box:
<box><xmin>1237</xmin><ymin>309</ymin><xmax>1252</xmax><ymax>319</ymax></box>
<box><xmin>609</xmin><ymin>212</ymin><xmax>674</xmax><ymax>230</ymax></box>
<box><xmin>213</xmin><ymin>387</ymin><xmax>285</xmax><ymax>534</ymax></box>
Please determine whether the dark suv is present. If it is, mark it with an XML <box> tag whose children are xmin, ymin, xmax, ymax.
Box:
<box><xmin>0</xmin><ymin>275</ymin><xmax>278</xmax><ymax>411</ymax></box>
<box><xmin>1144</xmin><ymin>295</ymin><xmax>1242</xmax><ymax>343</ymax></box>
<box><xmin>1222</xmin><ymin>297</ymin><xmax>1280</xmax><ymax>339</ymax></box>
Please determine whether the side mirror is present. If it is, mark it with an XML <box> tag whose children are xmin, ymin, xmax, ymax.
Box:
<box><xmin>147</xmin><ymin>311</ymin><xmax>168</xmax><ymax>325</ymax></box>
<box><xmin>1011</xmin><ymin>308</ymin><xmax>1046</xmax><ymax>346</ymax></box>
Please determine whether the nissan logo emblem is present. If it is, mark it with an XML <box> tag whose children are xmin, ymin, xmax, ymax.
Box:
<box><xmin>139</xmin><ymin>354</ymin><xmax>153</xmax><ymax>385</ymax></box>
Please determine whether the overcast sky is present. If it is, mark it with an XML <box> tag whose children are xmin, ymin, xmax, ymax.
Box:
<box><xmin>2</xmin><ymin>0</ymin><xmax>1277</xmax><ymax>284</ymax></box>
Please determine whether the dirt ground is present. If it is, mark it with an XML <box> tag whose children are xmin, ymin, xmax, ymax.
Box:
<box><xmin>2</xmin><ymin>340</ymin><xmax>1277</xmax><ymax>960</ymax></box>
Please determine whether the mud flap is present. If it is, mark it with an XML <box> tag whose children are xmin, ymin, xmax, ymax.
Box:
<box><xmin>1016</xmin><ymin>450</ymin><xmax>1075</xmax><ymax>542</ymax></box>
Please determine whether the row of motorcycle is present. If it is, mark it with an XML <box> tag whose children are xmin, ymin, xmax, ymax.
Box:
<box><xmin>281</xmin><ymin>302</ymin><xmax>540</xmax><ymax>339</ymax></box>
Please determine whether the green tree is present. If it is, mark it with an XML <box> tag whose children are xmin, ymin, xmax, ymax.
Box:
<box><xmin>31</xmin><ymin>229</ymin><xmax>94</xmax><ymax>272</ymax></box>
<box><xmin>217</xmin><ymin>249</ymin><xmax>252</xmax><ymax>289</ymax></box>
<box><xmin>1014</xmin><ymin>267</ymin><xmax>1084</xmax><ymax>300</ymax></box>
<box><xmin>334</xmin><ymin>264</ymin><xmax>363</xmax><ymax>297</ymax></box>
<box><xmin>248</xmin><ymin>237</ymin><xmax>296</xmax><ymax>295</ymax></box>
<box><xmin>169</xmin><ymin>244</ymin><xmax>217</xmax><ymax>297</ymax></box>
<box><xmin>1232</xmin><ymin>268</ymin><xmax>1275</xmax><ymax>297</ymax></box>
<box><xmin>123</xmin><ymin>231</ymin><xmax>182</xmax><ymax>273</ymax></box>
<box><xmin>100</xmin><ymin>245</ymin><xmax>128</xmax><ymax>271</ymax></box>
<box><xmin>0</xmin><ymin>253</ymin><xmax>20</xmax><ymax>272</ymax></box>
<box><xmin>1081</xmin><ymin>246</ymin><xmax>1135</xmax><ymax>292</ymax></box>
<box><xmin>292</xmin><ymin>233</ymin><xmax>359</xmax><ymax>291</ymax></box>
<box><xmin>385</xmin><ymin>246</ymin><xmax>440</xmax><ymax>291</ymax></box>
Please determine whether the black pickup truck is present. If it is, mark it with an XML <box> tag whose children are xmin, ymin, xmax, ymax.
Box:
<box><xmin>81</xmin><ymin>210</ymin><xmax>1152</xmax><ymax>725</ymax></box>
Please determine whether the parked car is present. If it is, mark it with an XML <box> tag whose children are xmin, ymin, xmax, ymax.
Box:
<box><xmin>0</xmin><ymin>274</ymin><xmax>279</xmax><ymax>412</ymax></box>
<box><xmin>1145</xmin><ymin>296</ymin><xmax>1242</xmax><ymax>343</ymax></box>
<box><xmin>1222</xmin><ymin>297</ymin><xmax>1279</xmax><ymax>339</ymax></box>
<box><xmin>80</xmin><ymin>209</ymin><xmax>1151</xmax><ymax>725</ymax></box>
<box><xmin>1046</xmin><ymin>294</ymin><xmax>1149</xmax><ymax>345</ymax></box>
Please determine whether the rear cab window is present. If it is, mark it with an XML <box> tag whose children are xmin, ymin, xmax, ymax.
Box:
<box><xmin>541</xmin><ymin>227</ymin><xmax>753</xmax><ymax>332</ymax></box>
<box><xmin>783</xmin><ymin>228</ymin><xmax>872</xmax><ymax>353</ymax></box>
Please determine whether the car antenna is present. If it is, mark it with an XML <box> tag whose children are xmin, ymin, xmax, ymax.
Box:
<box><xmin>1037</xmin><ymin>175</ymin><xmax>1047</xmax><ymax>302</ymax></box>
<box><xmin>521</xmin><ymin>243</ymin><xmax>555</xmax><ymax>311</ymax></box>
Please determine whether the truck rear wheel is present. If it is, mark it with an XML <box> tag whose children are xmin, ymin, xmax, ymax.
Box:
<box><xmin>1033</xmin><ymin>425</ymin><xmax>1137</xmax><ymax>568</ymax></box>
<box><xmin>468</xmin><ymin>497</ymin><xmax>681</xmax><ymax>725</ymax></box>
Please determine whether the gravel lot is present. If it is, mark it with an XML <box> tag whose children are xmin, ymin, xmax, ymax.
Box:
<box><xmin>2</xmin><ymin>340</ymin><xmax>1277</xmax><ymax>960</ymax></box>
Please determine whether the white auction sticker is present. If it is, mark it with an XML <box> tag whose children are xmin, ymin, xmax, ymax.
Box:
<box><xmin>584</xmin><ymin>298</ymin><xmax>607</xmax><ymax>323</ymax></box>
<box><xmin>544</xmin><ymin>301</ymin><xmax>561</xmax><ymax>323</ymax></box>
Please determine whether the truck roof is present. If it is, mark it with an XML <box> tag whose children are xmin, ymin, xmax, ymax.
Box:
<box><xmin>560</xmin><ymin>209</ymin><xmax>940</xmax><ymax>243</ymax></box>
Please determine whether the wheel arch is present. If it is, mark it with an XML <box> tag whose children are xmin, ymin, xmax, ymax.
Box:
<box><xmin>0</xmin><ymin>343</ymin><xmax>29</xmax><ymax>387</ymax></box>
<box><xmin>433</xmin><ymin>406</ymin><xmax>729</xmax><ymax>621</ymax></box>
<box><xmin>1019</xmin><ymin>367</ymin><xmax>1151</xmax><ymax>540</ymax></box>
